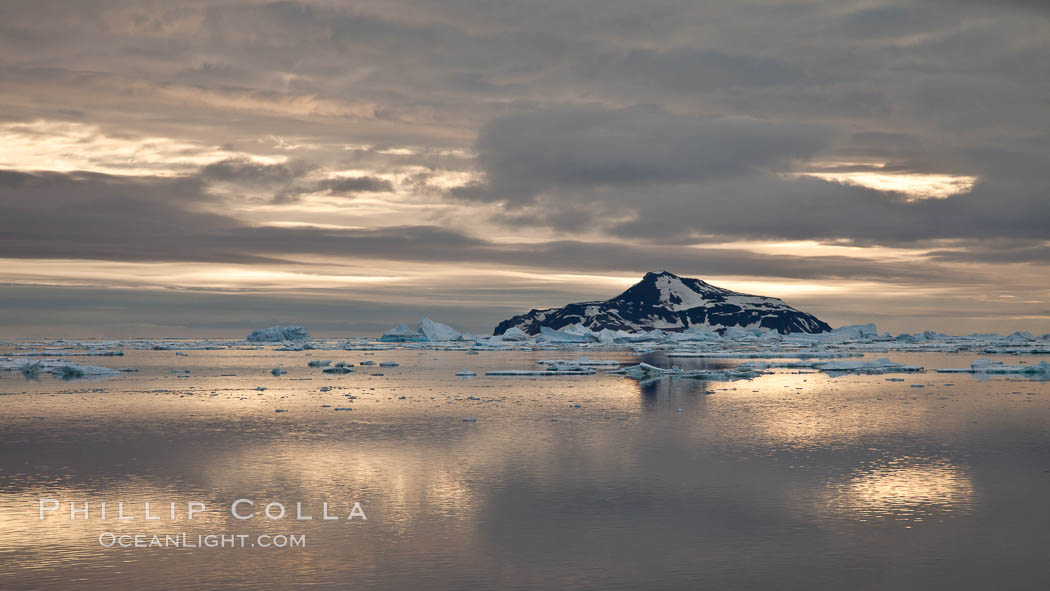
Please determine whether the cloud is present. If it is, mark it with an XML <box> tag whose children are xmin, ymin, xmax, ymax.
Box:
<box><xmin>457</xmin><ymin>105</ymin><xmax>831</xmax><ymax>205</ymax></box>
<box><xmin>317</xmin><ymin>175</ymin><xmax>395</xmax><ymax>194</ymax></box>
<box><xmin>0</xmin><ymin>168</ymin><xmax>991</xmax><ymax>287</ymax></box>
<box><xmin>455</xmin><ymin>104</ymin><xmax>1050</xmax><ymax>245</ymax></box>
<box><xmin>1</xmin><ymin>0</ymin><xmax>1049</xmax><ymax>333</ymax></box>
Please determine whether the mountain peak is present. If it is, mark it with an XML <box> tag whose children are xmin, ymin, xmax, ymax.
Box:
<box><xmin>643</xmin><ymin>270</ymin><xmax>677</xmax><ymax>279</ymax></box>
<box><xmin>494</xmin><ymin>271</ymin><xmax>831</xmax><ymax>335</ymax></box>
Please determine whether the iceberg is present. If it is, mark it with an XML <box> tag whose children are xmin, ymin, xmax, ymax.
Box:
<box><xmin>496</xmin><ymin>327</ymin><xmax>529</xmax><ymax>342</ymax></box>
<box><xmin>379</xmin><ymin>324</ymin><xmax>426</xmax><ymax>342</ymax></box>
<box><xmin>538</xmin><ymin>325</ymin><xmax>597</xmax><ymax>343</ymax></box>
<box><xmin>417</xmin><ymin>317</ymin><xmax>463</xmax><ymax>342</ymax></box>
<box><xmin>247</xmin><ymin>325</ymin><xmax>310</xmax><ymax>342</ymax></box>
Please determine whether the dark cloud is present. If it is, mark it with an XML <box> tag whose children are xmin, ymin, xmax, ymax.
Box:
<box><xmin>0</xmin><ymin>168</ymin><xmax>1001</xmax><ymax>286</ymax></box>
<box><xmin>199</xmin><ymin>158</ymin><xmax>314</xmax><ymax>185</ymax></box>
<box><xmin>456</xmin><ymin>104</ymin><xmax>1050</xmax><ymax>245</ymax></box>
<box><xmin>457</xmin><ymin>105</ymin><xmax>831</xmax><ymax>205</ymax></box>
<box><xmin>318</xmin><ymin>175</ymin><xmax>395</xmax><ymax>194</ymax></box>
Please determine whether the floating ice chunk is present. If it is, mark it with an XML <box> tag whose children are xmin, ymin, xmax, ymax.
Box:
<box><xmin>418</xmin><ymin>317</ymin><xmax>463</xmax><ymax>342</ymax></box>
<box><xmin>322</xmin><ymin>363</ymin><xmax>353</xmax><ymax>374</ymax></box>
<box><xmin>271</xmin><ymin>367</ymin><xmax>286</xmax><ymax>376</ymax></box>
<box><xmin>613</xmin><ymin>329</ymin><xmax>669</xmax><ymax>344</ymax></box>
<box><xmin>379</xmin><ymin>361</ymin><xmax>399</xmax><ymax>367</ymax></box>
<box><xmin>828</xmin><ymin>323</ymin><xmax>879</xmax><ymax>340</ymax></box>
<box><xmin>456</xmin><ymin>369</ymin><xmax>477</xmax><ymax>377</ymax></box>
<box><xmin>1003</xmin><ymin>331</ymin><xmax>1036</xmax><ymax>344</ymax></box>
<box><xmin>668</xmin><ymin>327</ymin><xmax>721</xmax><ymax>342</ymax></box>
<box><xmin>247</xmin><ymin>325</ymin><xmax>310</xmax><ymax>342</ymax></box>
<box><xmin>938</xmin><ymin>358</ymin><xmax>1050</xmax><ymax>375</ymax></box>
<box><xmin>0</xmin><ymin>357</ymin><xmax>121</xmax><ymax>380</ymax></box>
<box><xmin>486</xmin><ymin>363</ymin><xmax>597</xmax><ymax>376</ymax></box>
<box><xmin>537</xmin><ymin>326</ymin><xmax>596</xmax><ymax>343</ymax></box>
<box><xmin>379</xmin><ymin>324</ymin><xmax>426</xmax><ymax>342</ymax></box>
<box><xmin>463</xmin><ymin>417</ymin><xmax>477</xmax><ymax>422</ymax></box>
<box><xmin>496</xmin><ymin>327</ymin><xmax>530</xmax><ymax>342</ymax></box>
<box><xmin>607</xmin><ymin>362</ymin><xmax>763</xmax><ymax>381</ymax></box>
<box><xmin>741</xmin><ymin>357</ymin><xmax>923</xmax><ymax>374</ymax></box>
<box><xmin>308</xmin><ymin>359</ymin><xmax>332</xmax><ymax>367</ymax></box>
<box><xmin>537</xmin><ymin>357</ymin><xmax>621</xmax><ymax>367</ymax></box>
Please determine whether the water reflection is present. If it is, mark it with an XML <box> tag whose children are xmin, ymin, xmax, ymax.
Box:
<box><xmin>1</xmin><ymin>349</ymin><xmax>1049</xmax><ymax>589</ymax></box>
<box><xmin>823</xmin><ymin>457</ymin><xmax>976</xmax><ymax>522</ymax></box>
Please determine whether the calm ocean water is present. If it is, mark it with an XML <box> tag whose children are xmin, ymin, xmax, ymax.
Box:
<box><xmin>2</xmin><ymin>348</ymin><xmax>1048</xmax><ymax>590</ymax></box>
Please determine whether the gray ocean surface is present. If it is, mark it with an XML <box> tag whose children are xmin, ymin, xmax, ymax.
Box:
<box><xmin>1</xmin><ymin>348</ymin><xmax>1048</xmax><ymax>590</ymax></box>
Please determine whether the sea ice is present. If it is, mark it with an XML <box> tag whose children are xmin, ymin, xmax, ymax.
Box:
<box><xmin>418</xmin><ymin>317</ymin><xmax>463</xmax><ymax>342</ymax></box>
<box><xmin>937</xmin><ymin>358</ymin><xmax>1050</xmax><ymax>375</ymax></box>
<box><xmin>379</xmin><ymin>324</ymin><xmax>426</xmax><ymax>342</ymax></box>
<box><xmin>247</xmin><ymin>325</ymin><xmax>311</xmax><ymax>342</ymax></box>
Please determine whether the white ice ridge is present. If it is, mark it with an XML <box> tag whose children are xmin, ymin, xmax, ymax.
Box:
<box><xmin>418</xmin><ymin>317</ymin><xmax>464</xmax><ymax>342</ymax></box>
<box><xmin>380</xmin><ymin>318</ymin><xmax>467</xmax><ymax>342</ymax></box>
<box><xmin>537</xmin><ymin>357</ymin><xmax>622</xmax><ymax>366</ymax></box>
<box><xmin>740</xmin><ymin>357</ymin><xmax>924</xmax><ymax>374</ymax></box>
<box><xmin>247</xmin><ymin>325</ymin><xmax>311</xmax><ymax>342</ymax></box>
<box><xmin>937</xmin><ymin>358</ymin><xmax>1050</xmax><ymax>375</ymax></box>
<box><xmin>0</xmin><ymin>357</ymin><xmax>121</xmax><ymax>379</ymax></box>
<box><xmin>606</xmin><ymin>363</ymin><xmax>764</xmax><ymax>381</ymax></box>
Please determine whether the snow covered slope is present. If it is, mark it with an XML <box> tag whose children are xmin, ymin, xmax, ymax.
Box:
<box><xmin>494</xmin><ymin>271</ymin><xmax>831</xmax><ymax>335</ymax></box>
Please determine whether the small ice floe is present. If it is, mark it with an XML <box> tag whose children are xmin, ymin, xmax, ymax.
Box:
<box><xmin>463</xmin><ymin>417</ymin><xmax>477</xmax><ymax>422</ymax></box>
<box><xmin>938</xmin><ymin>358</ymin><xmax>1050</xmax><ymax>376</ymax></box>
<box><xmin>456</xmin><ymin>369</ymin><xmax>477</xmax><ymax>377</ymax></box>
<box><xmin>379</xmin><ymin>361</ymin><xmax>399</xmax><ymax>367</ymax></box>
<box><xmin>740</xmin><ymin>357</ymin><xmax>923</xmax><ymax>375</ymax></box>
<box><xmin>323</xmin><ymin>362</ymin><xmax>353</xmax><ymax>374</ymax></box>
<box><xmin>308</xmin><ymin>359</ymin><xmax>332</xmax><ymax>367</ymax></box>
<box><xmin>271</xmin><ymin>367</ymin><xmax>287</xmax><ymax>376</ymax></box>
<box><xmin>360</xmin><ymin>360</ymin><xmax>376</xmax><ymax>366</ymax></box>
<box><xmin>668</xmin><ymin>350</ymin><xmax>852</xmax><ymax>359</ymax></box>
<box><xmin>607</xmin><ymin>362</ymin><xmax>763</xmax><ymax>381</ymax></box>
<box><xmin>486</xmin><ymin>361</ymin><xmax>597</xmax><ymax>376</ymax></box>
<box><xmin>176</xmin><ymin>351</ymin><xmax>188</xmax><ymax>357</ymax></box>
<box><xmin>0</xmin><ymin>358</ymin><xmax>121</xmax><ymax>380</ymax></box>
<box><xmin>274</xmin><ymin>409</ymin><xmax>289</xmax><ymax>413</ymax></box>
<box><xmin>333</xmin><ymin>407</ymin><xmax>353</xmax><ymax>411</ymax></box>
<box><xmin>537</xmin><ymin>357</ymin><xmax>621</xmax><ymax>367</ymax></box>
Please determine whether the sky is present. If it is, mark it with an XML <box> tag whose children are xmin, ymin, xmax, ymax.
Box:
<box><xmin>1</xmin><ymin>0</ymin><xmax>1049</xmax><ymax>338</ymax></box>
